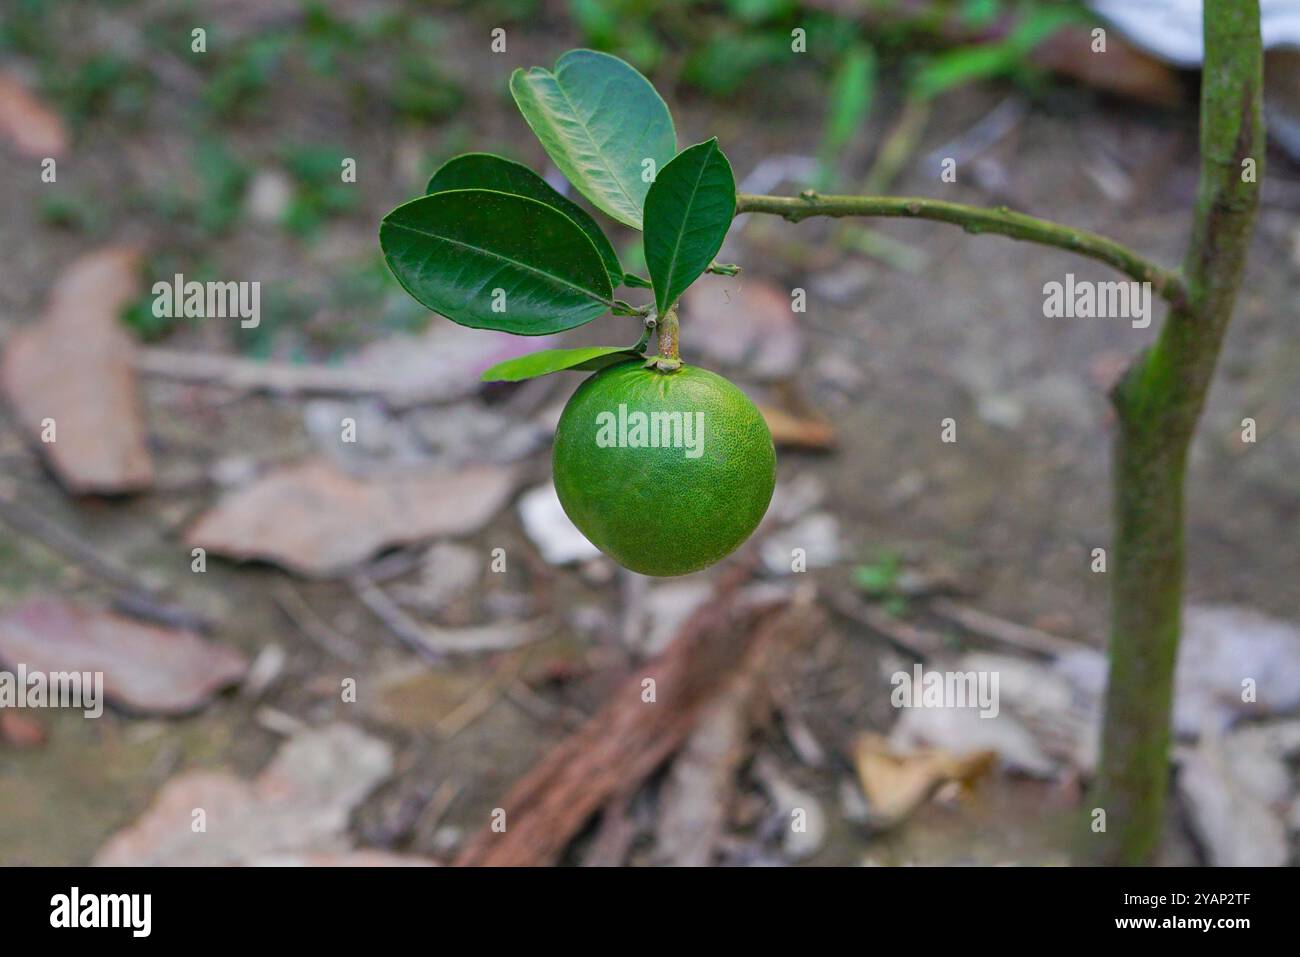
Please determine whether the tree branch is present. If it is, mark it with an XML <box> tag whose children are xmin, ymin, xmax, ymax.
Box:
<box><xmin>735</xmin><ymin>191</ymin><xmax>1187</xmax><ymax>306</ymax></box>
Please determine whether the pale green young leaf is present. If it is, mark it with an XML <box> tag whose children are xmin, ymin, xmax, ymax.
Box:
<box><xmin>510</xmin><ymin>49</ymin><xmax>676</xmax><ymax>229</ymax></box>
<box><xmin>480</xmin><ymin>346</ymin><xmax>641</xmax><ymax>382</ymax></box>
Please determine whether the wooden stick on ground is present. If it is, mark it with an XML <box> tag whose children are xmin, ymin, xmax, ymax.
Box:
<box><xmin>134</xmin><ymin>348</ymin><xmax>412</xmax><ymax>399</ymax></box>
<box><xmin>0</xmin><ymin>490</ymin><xmax>209</xmax><ymax>632</ymax></box>
<box><xmin>928</xmin><ymin>597</ymin><xmax>1080</xmax><ymax>657</ymax></box>
<box><xmin>454</xmin><ymin>572</ymin><xmax>813</xmax><ymax>867</ymax></box>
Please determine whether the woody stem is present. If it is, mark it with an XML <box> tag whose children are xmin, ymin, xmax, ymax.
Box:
<box><xmin>657</xmin><ymin>305</ymin><xmax>680</xmax><ymax>362</ymax></box>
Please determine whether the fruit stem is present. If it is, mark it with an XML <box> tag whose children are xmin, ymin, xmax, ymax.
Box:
<box><xmin>648</xmin><ymin>305</ymin><xmax>682</xmax><ymax>373</ymax></box>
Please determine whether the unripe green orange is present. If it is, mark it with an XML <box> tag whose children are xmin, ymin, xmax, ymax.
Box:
<box><xmin>552</xmin><ymin>361</ymin><xmax>776</xmax><ymax>576</ymax></box>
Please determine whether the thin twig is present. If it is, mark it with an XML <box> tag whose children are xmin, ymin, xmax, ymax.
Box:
<box><xmin>735</xmin><ymin>191</ymin><xmax>1187</xmax><ymax>307</ymax></box>
<box><xmin>435</xmin><ymin>656</ymin><xmax>526</xmax><ymax>739</ymax></box>
<box><xmin>0</xmin><ymin>490</ymin><xmax>209</xmax><ymax>631</ymax></box>
<box><xmin>350</xmin><ymin>574</ymin><xmax>541</xmax><ymax>660</ymax></box>
<box><xmin>271</xmin><ymin>581</ymin><xmax>365</xmax><ymax>664</ymax></box>
<box><xmin>928</xmin><ymin>597</ymin><xmax>1082</xmax><ymax>657</ymax></box>
<box><xmin>827</xmin><ymin>591</ymin><xmax>946</xmax><ymax>658</ymax></box>
<box><xmin>0</xmin><ymin>492</ymin><xmax>153</xmax><ymax>594</ymax></box>
<box><xmin>134</xmin><ymin>347</ymin><xmax>450</xmax><ymax>406</ymax></box>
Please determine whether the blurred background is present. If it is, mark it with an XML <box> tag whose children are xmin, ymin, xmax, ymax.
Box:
<box><xmin>1</xmin><ymin>0</ymin><xmax>1298</xmax><ymax>866</ymax></box>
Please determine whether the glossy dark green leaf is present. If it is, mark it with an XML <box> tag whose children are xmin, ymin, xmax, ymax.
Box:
<box><xmin>643</xmin><ymin>138</ymin><xmax>736</xmax><ymax>316</ymax></box>
<box><xmin>380</xmin><ymin>189</ymin><xmax>613</xmax><ymax>335</ymax></box>
<box><xmin>480</xmin><ymin>346</ymin><xmax>641</xmax><ymax>382</ymax></box>
<box><xmin>621</xmin><ymin>272</ymin><xmax>652</xmax><ymax>289</ymax></box>
<box><xmin>510</xmin><ymin>49</ymin><xmax>676</xmax><ymax>229</ymax></box>
<box><xmin>427</xmin><ymin>153</ymin><xmax>622</xmax><ymax>288</ymax></box>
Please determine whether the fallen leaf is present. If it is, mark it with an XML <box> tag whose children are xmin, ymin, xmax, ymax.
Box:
<box><xmin>95</xmin><ymin>724</ymin><xmax>394</xmax><ymax>866</ymax></box>
<box><xmin>0</xmin><ymin>246</ymin><xmax>152</xmax><ymax>494</ymax></box>
<box><xmin>186</xmin><ymin>458</ymin><xmax>518</xmax><ymax>577</ymax></box>
<box><xmin>853</xmin><ymin>732</ymin><xmax>996</xmax><ymax>829</ymax></box>
<box><xmin>0</xmin><ymin>599</ymin><xmax>247</xmax><ymax>716</ymax></box>
<box><xmin>0</xmin><ymin>69</ymin><xmax>66</xmax><ymax>158</ymax></box>
<box><xmin>757</xmin><ymin>403</ymin><xmax>836</xmax><ymax>450</ymax></box>
<box><xmin>681</xmin><ymin>275</ymin><xmax>803</xmax><ymax>380</ymax></box>
<box><xmin>1175</xmin><ymin>721</ymin><xmax>1300</xmax><ymax>867</ymax></box>
<box><xmin>1030</xmin><ymin>26</ymin><xmax>1183</xmax><ymax>106</ymax></box>
<box><xmin>0</xmin><ymin>710</ymin><xmax>47</xmax><ymax>749</ymax></box>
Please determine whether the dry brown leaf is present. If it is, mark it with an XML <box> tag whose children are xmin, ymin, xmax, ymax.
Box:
<box><xmin>0</xmin><ymin>246</ymin><xmax>152</xmax><ymax>494</ymax></box>
<box><xmin>681</xmin><ymin>276</ymin><xmax>803</xmax><ymax>380</ymax></box>
<box><xmin>1030</xmin><ymin>27</ymin><xmax>1184</xmax><ymax>107</ymax></box>
<box><xmin>757</xmin><ymin>403</ymin><xmax>837</xmax><ymax>450</ymax></box>
<box><xmin>0</xmin><ymin>599</ymin><xmax>248</xmax><ymax>716</ymax></box>
<box><xmin>852</xmin><ymin>732</ymin><xmax>996</xmax><ymax>829</ymax></box>
<box><xmin>0</xmin><ymin>69</ymin><xmax>67</xmax><ymax>158</ymax></box>
<box><xmin>0</xmin><ymin>710</ymin><xmax>47</xmax><ymax>749</ymax></box>
<box><xmin>187</xmin><ymin>458</ymin><xmax>518</xmax><ymax>577</ymax></box>
<box><xmin>95</xmin><ymin>724</ymin><xmax>394</xmax><ymax>866</ymax></box>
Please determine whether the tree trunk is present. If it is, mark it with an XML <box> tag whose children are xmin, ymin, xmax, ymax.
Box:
<box><xmin>1087</xmin><ymin>0</ymin><xmax>1263</xmax><ymax>864</ymax></box>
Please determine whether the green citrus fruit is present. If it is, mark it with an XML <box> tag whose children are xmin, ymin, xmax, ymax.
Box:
<box><xmin>553</xmin><ymin>361</ymin><xmax>776</xmax><ymax>577</ymax></box>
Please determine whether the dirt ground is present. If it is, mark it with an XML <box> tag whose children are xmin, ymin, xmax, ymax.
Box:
<box><xmin>1</xmin><ymin>3</ymin><xmax>1297</xmax><ymax>866</ymax></box>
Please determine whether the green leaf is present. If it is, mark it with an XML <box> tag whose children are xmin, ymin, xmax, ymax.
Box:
<box><xmin>480</xmin><ymin>345</ymin><xmax>640</xmax><ymax>382</ymax></box>
<box><xmin>911</xmin><ymin>6</ymin><xmax>1080</xmax><ymax>100</ymax></box>
<box><xmin>510</xmin><ymin>49</ymin><xmax>676</xmax><ymax>229</ymax></box>
<box><xmin>380</xmin><ymin>189</ymin><xmax>613</xmax><ymax>336</ymax></box>
<box><xmin>643</xmin><ymin>138</ymin><xmax>736</xmax><ymax>316</ymax></box>
<box><xmin>427</xmin><ymin>152</ymin><xmax>623</xmax><ymax>289</ymax></box>
<box><xmin>817</xmin><ymin>44</ymin><xmax>875</xmax><ymax>188</ymax></box>
<box><xmin>621</xmin><ymin>272</ymin><xmax>652</xmax><ymax>289</ymax></box>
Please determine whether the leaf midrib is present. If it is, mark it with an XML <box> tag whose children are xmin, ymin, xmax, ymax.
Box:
<box><xmin>657</xmin><ymin>143</ymin><xmax>716</xmax><ymax>313</ymax></box>
<box><xmin>551</xmin><ymin>72</ymin><xmax>637</xmax><ymax>218</ymax></box>
<box><xmin>387</xmin><ymin>219</ymin><xmax>611</xmax><ymax>307</ymax></box>
<box><xmin>535</xmin><ymin>66</ymin><xmax>640</xmax><ymax>221</ymax></box>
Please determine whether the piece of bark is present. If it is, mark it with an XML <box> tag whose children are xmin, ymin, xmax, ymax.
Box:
<box><xmin>579</xmin><ymin>795</ymin><xmax>640</xmax><ymax>868</ymax></box>
<box><xmin>654</xmin><ymin>614</ymin><xmax>792</xmax><ymax>866</ymax></box>
<box><xmin>454</xmin><ymin>572</ymin><xmax>812</xmax><ymax>866</ymax></box>
<box><xmin>652</xmin><ymin>687</ymin><xmax>758</xmax><ymax>866</ymax></box>
<box><xmin>1</xmin><ymin>246</ymin><xmax>151</xmax><ymax>493</ymax></box>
